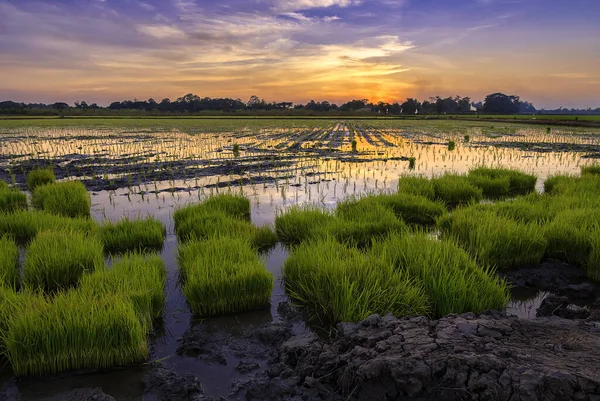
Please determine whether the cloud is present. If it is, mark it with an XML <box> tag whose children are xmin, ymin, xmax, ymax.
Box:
<box><xmin>271</xmin><ymin>0</ymin><xmax>361</xmax><ymax>12</ymax></box>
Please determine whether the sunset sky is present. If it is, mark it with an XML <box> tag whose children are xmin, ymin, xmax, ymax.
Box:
<box><xmin>0</xmin><ymin>0</ymin><xmax>598</xmax><ymax>108</ymax></box>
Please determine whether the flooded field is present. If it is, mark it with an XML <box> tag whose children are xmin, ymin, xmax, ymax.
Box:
<box><xmin>1</xmin><ymin>118</ymin><xmax>599</xmax><ymax>401</ymax></box>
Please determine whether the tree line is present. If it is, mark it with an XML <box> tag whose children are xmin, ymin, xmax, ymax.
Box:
<box><xmin>1</xmin><ymin>93</ymin><xmax>598</xmax><ymax>116</ymax></box>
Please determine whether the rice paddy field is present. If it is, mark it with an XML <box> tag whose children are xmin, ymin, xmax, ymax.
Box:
<box><xmin>0</xmin><ymin>117</ymin><xmax>599</xmax><ymax>400</ymax></box>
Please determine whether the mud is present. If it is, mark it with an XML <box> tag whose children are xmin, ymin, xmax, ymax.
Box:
<box><xmin>501</xmin><ymin>259</ymin><xmax>591</xmax><ymax>295</ymax></box>
<box><xmin>241</xmin><ymin>313</ymin><xmax>600</xmax><ymax>401</ymax></box>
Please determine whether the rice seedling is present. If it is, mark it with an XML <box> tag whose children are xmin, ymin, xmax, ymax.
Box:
<box><xmin>581</xmin><ymin>165</ymin><xmax>600</xmax><ymax>176</ymax></box>
<box><xmin>432</xmin><ymin>174</ymin><xmax>483</xmax><ymax>207</ymax></box>
<box><xmin>275</xmin><ymin>205</ymin><xmax>334</xmax><ymax>245</ymax></box>
<box><xmin>448</xmin><ymin>140</ymin><xmax>456</xmax><ymax>151</ymax></box>
<box><xmin>544</xmin><ymin>174</ymin><xmax>600</xmax><ymax>198</ymax></box>
<box><xmin>31</xmin><ymin>181</ymin><xmax>91</xmax><ymax>218</ymax></box>
<box><xmin>79</xmin><ymin>253</ymin><xmax>166</xmax><ymax>332</ymax></box>
<box><xmin>543</xmin><ymin>174</ymin><xmax>574</xmax><ymax>194</ymax></box>
<box><xmin>178</xmin><ymin>236</ymin><xmax>273</xmax><ymax>317</ymax></box>
<box><xmin>464</xmin><ymin>135</ymin><xmax>470</xmax><ymax>142</ymax></box>
<box><xmin>23</xmin><ymin>230</ymin><xmax>104</xmax><ymax>292</ymax></box>
<box><xmin>467</xmin><ymin>172</ymin><xmax>511</xmax><ymax>198</ymax></box>
<box><xmin>100</xmin><ymin>216</ymin><xmax>166</xmax><ymax>254</ymax></box>
<box><xmin>0</xmin><ymin>189</ymin><xmax>28</xmax><ymax>213</ymax></box>
<box><xmin>372</xmin><ymin>233</ymin><xmax>509</xmax><ymax>318</ymax></box>
<box><xmin>375</xmin><ymin>193</ymin><xmax>447</xmax><ymax>226</ymax></box>
<box><xmin>0</xmin><ymin>180</ymin><xmax>8</xmax><ymax>191</ymax></box>
<box><xmin>544</xmin><ymin>209</ymin><xmax>600</xmax><ymax>265</ymax></box>
<box><xmin>0</xmin><ymin>236</ymin><xmax>19</xmax><ymax>289</ymax></box>
<box><xmin>332</xmin><ymin>196</ymin><xmax>407</xmax><ymax>248</ymax></box>
<box><xmin>0</xmin><ymin>210</ymin><xmax>97</xmax><ymax>245</ymax></box>
<box><xmin>233</xmin><ymin>143</ymin><xmax>240</xmax><ymax>155</ymax></box>
<box><xmin>468</xmin><ymin>167</ymin><xmax>536</xmax><ymax>197</ymax></box>
<box><xmin>397</xmin><ymin>175</ymin><xmax>435</xmax><ymax>199</ymax></box>
<box><xmin>351</xmin><ymin>139</ymin><xmax>357</xmax><ymax>152</ymax></box>
<box><xmin>488</xmin><ymin>193</ymin><xmax>553</xmax><ymax>224</ymax></box>
<box><xmin>283</xmin><ymin>237</ymin><xmax>429</xmax><ymax>323</ymax></box>
<box><xmin>441</xmin><ymin>207</ymin><xmax>547</xmax><ymax>269</ymax></box>
<box><xmin>0</xmin><ymin>287</ymin><xmax>43</xmax><ymax>357</ymax></box>
<box><xmin>3</xmin><ymin>290</ymin><xmax>148</xmax><ymax>377</ymax></box>
<box><xmin>408</xmin><ymin>157</ymin><xmax>416</xmax><ymax>169</ymax></box>
<box><xmin>26</xmin><ymin>168</ymin><xmax>55</xmax><ymax>192</ymax></box>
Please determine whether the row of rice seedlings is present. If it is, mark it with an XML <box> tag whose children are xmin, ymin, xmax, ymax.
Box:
<box><xmin>0</xmin><ymin>210</ymin><xmax>97</xmax><ymax>245</ymax></box>
<box><xmin>23</xmin><ymin>230</ymin><xmax>104</xmax><ymax>293</ymax></box>
<box><xmin>79</xmin><ymin>253</ymin><xmax>166</xmax><ymax>332</ymax></box>
<box><xmin>177</xmin><ymin>236</ymin><xmax>273</xmax><ymax>317</ymax></box>
<box><xmin>175</xmin><ymin>205</ymin><xmax>276</xmax><ymax>251</ymax></box>
<box><xmin>0</xmin><ymin>236</ymin><xmax>19</xmax><ymax>289</ymax></box>
<box><xmin>26</xmin><ymin>168</ymin><xmax>55</xmax><ymax>192</ymax></box>
<box><xmin>372</xmin><ymin>233</ymin><xmax>509</xmax><ymax>318</ymax></box>
<box><xmin>2</xmin><ymin>290</ymin><xmax>148</xmax><ymax>377</ymax></box>
<box><xmin>439</xmin><ymin>207</ymin><xmax>547</xmax><ymax>269</ymax></box>
<box><xmin>283</xmin><ymin>237</ymin><xmax>429</xmax><ymax>323</ymax></box>
<box><xmin>31</xmin><ymin>181</ymin><xmax>91</xmax><ymax>218</ymax></box>
<box><xmin>99</xmin><ymin>216</ymin><xmax>166</xmax><ymax>255</ymax></box>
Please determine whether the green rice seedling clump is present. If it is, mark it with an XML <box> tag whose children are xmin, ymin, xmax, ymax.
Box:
<box><xmin>397</xmin><ymin>176</ymin><xmax>435</xmax><ymax>199</ymax></box>
<box><xmin>441</xmin><ymin>207</ymin><xmax>547</xmax><ymax>269</ymax></box>
<box><xmin>31</xmin><ymin>181</ymin><xmax>91</xmax><ymax>218</ymax></box>
<box><xmin>544</xmin><ymin>209</ymin><xmax>600</xmax><ymax>265</ymax></box>
<box><xmin>432</xmin><ymin>174</ymin><xmax>483</xmax><ymax>207</ymax></box>
<box><xmin>372</xmin><ymin>233</ymin><xmax>509</xmax><ymax>318</ymax></box>
<box><xmin>544</xmin><ymin>174</ymin><xmax>600</xmax><ymax>198</ymax></box>
<box><xmin>275</xmin><ymin>206</ymin><xmax>334</xmax><ymax>245</ymax></box>
<box><xmin>375</xmin><ymin>193</ymin><xmax>446</xmax><ymax>226</ymax></box>
<box><xmin>543</xmin><ymin>175</ymin><xmax>574</xmax><ymax>194</ymax></box>
<box><xmin>0</xmin><ymin>236</ymin><xmax>19</xmax><ymax>289</ymax></box>
<box><xmin>23</xmin><ymin>230</ymin><xmax>104</xmax><ymax>292</ymax></box>
<box><xmin>3</xmin><ymin>291</ymin><xmax>148</xmax><ymax>377</ymax></box>
<box><xmin>447</xmin><ymin>140</ymin><xmax>456</xmax><ymax>151</ymax></box>
<box><xmin>26</xmin><ymin>168</ymin><xmax>55</xmax><ymax>192</ymax></box>
<box><xmin>175</xmin><ymin>194</ymin><xmax>250</xmax><ymax>222</ymax></box>
<box><xmin>100</xmin><ymin>216</ymin><xmax>166</xmax><ymax>254</ymax></box>
<box><xmin>178</xmin><ymin>236</ymin><xmax>273</xmax><ymax>317</ymax></box>
<box><xmin>581</xmin><ymin>165</ymin><xmax>600</xmax><ymax>176</ymax></box>
<box><xmin>332</xmin><ymin>197</ymin><xmax>406</xmax><ymax>248</ymax></box>
<box><xmin>468</xmin><ymin>168</ymin><xmax>537</xmax><ymax>195</ymax></box>
<box><xmin>588</xmin><ymin>228</ymin><xmax>600</xmax><ymax>281</ymax></box>
<box><xmin>79</xmin><ymin>253</ymin><xmax>166</xmax><ymax>332</ymax></box>
<box><xmin>0</xmin><ymin>210</ymin><xmax>97</xmax><ymax>245</ymax></box>
<box><xmin>490</xmin><ymin>194</ymin><xmax>553</xmax><ymax>224</ymax></box>
<box><xmin>175</xmin><ymin>208</ymin><xmax>276</xmax><ymax>251</ymax></box>
<box><xmin>283</xmin><ymin>238</ymin><xmax>429</xmax><ymax>323</ymax></box>
<box><xmin>0</xmin><ymin>190</ymin><xmax>28</xmax><ymax>213</ymax></box>
<box><xmin>0</xmin><ymin>288</ymin><xmax>44</xmax><ymax>356</ymax></box>
<box><xmin>0</xmin><ymin>180</ymin><xmax>8</xmax><ymax>191</ymax></box>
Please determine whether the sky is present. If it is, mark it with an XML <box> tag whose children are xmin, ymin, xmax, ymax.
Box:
<box><xmin>0</xmin><ymin>0</ymin><xmax>599</xmax><ymax>109</ymax></box>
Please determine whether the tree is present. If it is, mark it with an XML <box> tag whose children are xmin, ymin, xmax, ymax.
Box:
<box><xmin>401</xmin><ymin>98</ymin><xmax>420</xmax><ymax>115</ymax></box>
<box><xmin>482</xmin><ymin>93</ymin><xmax>520</xmax><ymax>114</ymax></box>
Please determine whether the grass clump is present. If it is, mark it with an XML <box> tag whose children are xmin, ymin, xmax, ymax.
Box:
<box><xmin>0</xmin><ymin>210</ymin><xmax>97</xmax><ymax>245</ymax></box>
<box><xmin>31</xmin><ymin>181</ymin><xmax>90</xmax><ymax>218</ymax></box>
<box><xmin>0</xmin><ymin>190</ymin><xmax>28</xmax><ymax>213</ymax></box>
<box><xmin>372</xmin><ymin>233</ymin><xmax>509</xmax><ymax>318</ymax></box>
<box><xmin>100</xmin><ymin>216</ymin><xmax>166</xmax><ymax>254</ymax></box>
<box><xmin>79</xmin><ymin>253</ymin><xmax>166</xmax><ymax>332</ymax></box>
<box><xmin>581</xmin><ymin>165</ymin><xmax>600</xmax><ymax>176</ymax></box>
<box><xmin>275</xmin><ymin>206</ymin><xmax>334</xmax><ymax>245</ymax></box>
<box><xmin>332</xmin><ymin>197</ymin><xmax>407</xmax><ymax>248</ymax></box>
<box><xmin>283</xmin><ymin>238</ymin><xmax>429</xmax><ymax>323</ymax></box>
<box><xmin>432</xmin><ymin>174</ymin><xmax>483</xmax><ymax>207</ymax></box>
<box><xmin>178</xmin><ymin>236</ymin><xmax>273</xmax><ymax>317</ymax></box>
<box><xmin>3</xmin><ymin>291</ymin><xmax>147</xmax><ymax>377</ymax></box>
<box><xmin>23</xmin><ymin>230</ymin><xmax>104</xmax><ymax>292</ymax></box>
<box><xmin>544</xmin><ymin>209</ymin><xmax>600</xmax><ymax>265</ymax></box>
<box><xmin>397</xmin><ymin>176</ymin><xmax>435</xmax><ymax>199</ymax></box>
<box><xmin>375</xmin><ymin>193</ymin><xmax>446</xmax><ymax>226</ymax></box>
<box><xmin>441</xmin><ymin>207</ymin><xmax>547</xmax><ymax>269</ymax></box>
<box><xmin>0</xmin><ymin>236</ymin><xmax>19</xmax><ymax>289</ymax></box>
<box><xmin>26</xmin><ymin>168</ymin><xmax>55</xmax><ymax>192</ymax></box>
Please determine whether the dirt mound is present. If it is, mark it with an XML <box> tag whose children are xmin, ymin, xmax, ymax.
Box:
<box><xmin>243</xmin><ymin>313</ymin><xmax>600</xmax><ymax>401</ymax></box>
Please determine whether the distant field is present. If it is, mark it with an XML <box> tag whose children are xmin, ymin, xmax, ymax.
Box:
<box><xmin>450</xmin><ymin>114</ymin><xmax>600</xmax><ymax>122</ymax></box>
